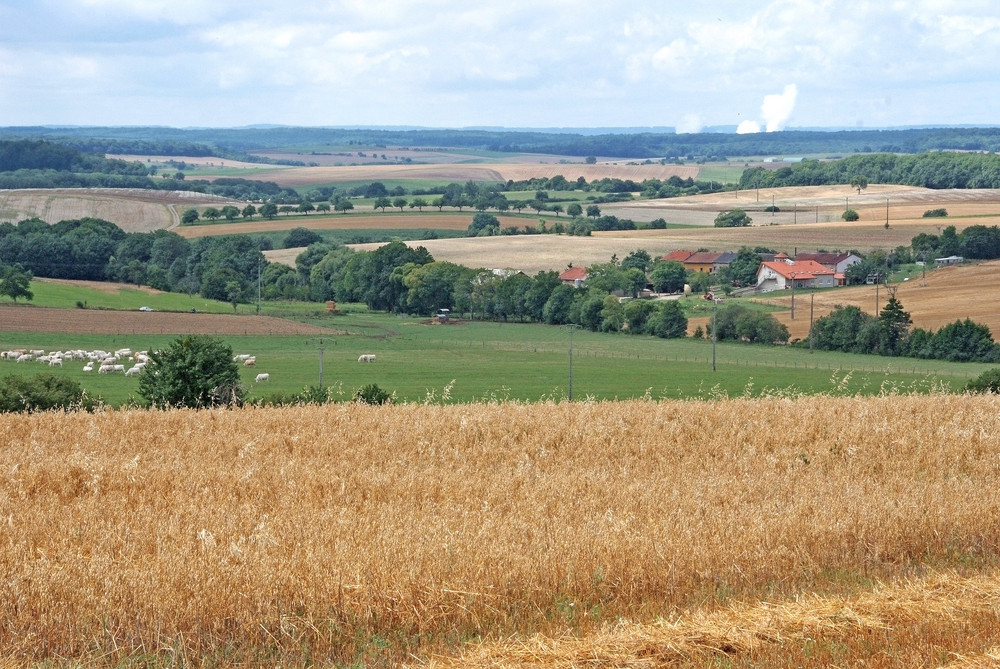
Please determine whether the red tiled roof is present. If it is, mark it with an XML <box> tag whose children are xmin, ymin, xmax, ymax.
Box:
<box><xmin>795</xmin><ymin>252</ymin><xmax>854</xmax><ymax>265</ymax></box>
<box><xmin>758</xmin><ymin>259</ymin><xmax>835</xmax><ymax>280</ymax></box>
<box><xmin>662</xmin><ymin>250</ymin><xmax>694</xmax><ymax>262</ymax></box>
<box><xmin>559</xmin><ymin>266</ymin><xmax>589</xmax><ymax>281</ymax></box>
<box><xmin>684</xmin><ymin>252</ymin><xmax>723</xmax><ymax>264</ymax></box>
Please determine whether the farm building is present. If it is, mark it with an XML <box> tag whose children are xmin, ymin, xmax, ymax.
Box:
<box><xmin>558</xmin><ymin>266</ymin><xmax>589</xmax><ymax>287</ymax></box>
<box><xmin>682</xmin><ymin>251</ymin><xmax>723</xmax><ymax>274</ymax></box>
<box><xmin>756</xmin><ymin>258</ymin><xmax>836</xmax><ymax>292</ymax></box>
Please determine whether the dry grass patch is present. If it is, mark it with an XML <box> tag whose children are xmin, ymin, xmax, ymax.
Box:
<box><xmin>3</xmin><ymin>395</ymin><xmax>1000</xmax><ymax>666</ymax></box>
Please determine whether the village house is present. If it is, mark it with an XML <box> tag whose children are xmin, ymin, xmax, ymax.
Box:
<box><xmin>794</xmin><ymin>252</ymin><xmax>862</xmax><ymax>286</ymax></box>
<box><xmin>682</xmin><ymin>251</ymin><xmax>723</xmax><ymax>274</ymax></box>
<box><xmin>756</xmin><ymin>255</ymin><xmax>836</xmax><ymax>291</ymax></box>
<box><xmin>558</xmin><ymin>266</ymin><xmax>588</xmax><ymax>287</ymax></box>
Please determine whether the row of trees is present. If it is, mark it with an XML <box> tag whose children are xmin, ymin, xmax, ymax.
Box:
<box><xmin>808</xmin><ymin>297</ymin><xmax>999</xmax><ymax>362</ymax></box>
<box><xmin>741</xmin><ymin>152</ymin><xmax>1000</xmax><ymax>191</ymax></box>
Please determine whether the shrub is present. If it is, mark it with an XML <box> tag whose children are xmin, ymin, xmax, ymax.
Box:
<box><xmin>354</xmin><ymin>383</ymin><xmax>392</xmax><ymax>405</ymax></box>
<box><xmin>923</xmin><ymin>208</ymin><xmax>948</xmax><ymax>218</ymax></box>
<box><xmin>965</xmin><ymin>368</ymin><xmax>1000</xmax><ymax>394</ymax></box>
<box><xmin>0</xmin><ymin>373</ymin><xmax>98</xmax><ymax>413</ymax></box>
<box><xmin>842</xmin><ymin>209</ymin><xmax>860</xmax><ymax>221</ymax></box>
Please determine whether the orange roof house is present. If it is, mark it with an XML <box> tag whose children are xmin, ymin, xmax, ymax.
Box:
<box><xmin>661</xmin><ymin>250</ymin><xmax>694</xmax><ymax>263</ymax></box>
<box><xmin>682</xmin><ymin>251</ymin><xmax>723</xmax><ymax>274</ymax></box>
<box><xmin>558</xmin><ymin>266</ymin><xmax>589</xmax><ymax>287</ymax></box>
<box><xmin>756</xmin><ymin>259</ymin><xmax>836</xmax><ymax>292</ymax></box>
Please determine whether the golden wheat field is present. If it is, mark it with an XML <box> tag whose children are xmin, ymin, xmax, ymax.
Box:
<box><xmin>3</xmin><ymin>395</ymin><xmax>1000</xmax><ymax>667</ymax></box>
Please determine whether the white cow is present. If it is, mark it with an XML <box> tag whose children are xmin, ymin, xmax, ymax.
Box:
<box><xmin>48</xmin><ymin>357</ymin><xmax>63</xmax><ymax>367</ymax></box>
<box><xmin>243</xmin><ymin>357</ymin><xmax>256</xmax><ymax>367</ymax></box>
<box><xmin>98</xmin><ymin>364</ymin><xmax>114</xmax><ymax>374</ymax></box>
<box><xmin>83</xmin><ymin>363</ymin><xmax>94</xmax><ymax>372</ymax></box>
<box><xmin>125</xmin><ymin>365</ymin><xmax>142</xmax><ymax>376</ymax></box>
<box><xmin>16</xmin><ymin>354</ymin><xmax>32</xmax><ymax>363</ymax></box>
<box><xmin>358</xmin><ymin>354</ymin><xmax>376</xmax><ymax>363</ymax></box>
<box><xmin>255</xmin><ymin>373</ymin><xmax>269</xmax><ymax>382</ymax></box>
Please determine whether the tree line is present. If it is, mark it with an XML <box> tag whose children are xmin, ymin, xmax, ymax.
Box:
<box><xmin>808</xmin><ymin>297</ymin><xmax>999</xmax><ymax>363</ymax></box>
<box><xmin>741</xmin><ymin>152</ymin><xmax>1000</xmax><ymax>190</ymax></box>
<box><xmin>9</xmin><ymin>125</ymin><xmax>1000</xmax><ymax>161</ymax></box>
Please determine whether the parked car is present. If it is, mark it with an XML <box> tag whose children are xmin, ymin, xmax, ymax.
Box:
<box><xmin>139</xmin><ymin>306</ymin><xmax>154</xmax><ymax>312</ymax></box>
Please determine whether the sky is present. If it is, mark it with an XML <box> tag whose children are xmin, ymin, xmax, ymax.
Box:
<box><xmin>2</xmin><ymin>0</ymin><xmax>999</xmax><ymax>132</ymax></box>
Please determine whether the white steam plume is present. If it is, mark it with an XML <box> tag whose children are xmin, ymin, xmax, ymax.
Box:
<box><xmin>761</xmin><ymin>84</ymin><xmax>797</xmax><ymax>132</ymax></box>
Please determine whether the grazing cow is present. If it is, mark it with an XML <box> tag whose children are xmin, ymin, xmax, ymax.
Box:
<box><xmin>255</xmin><ymin>373</ymin><xmax>269</xmax><ymax>382</ymax></box>
<box><xmin>243</xmin><ymin>357</ymin><xmax>256</xmax><ymax>366</ymax></box>
<box><xmin>48</xmin><ymin>357</ymin><xmax>63</xmax><ymax>367</ymax></box>
<box><xmin>125</xmin><ymin>365</ymin><xmax>142</xmax><ymax>376</ymax></box>
<box><xmin>83</xmin><ymin>363</ymin><xmax>94</xmax><ymax>372</ymax></box>
<box><xmin>16</xmin><ymin>354</ymin><xmax>32</xmax><ymax>363</ymax></box>
<box><xmin>358</xmin><ymin>354</ymin><xmax>376</xmax><ymax>362</ymax></box>
<box><xmin>98</xmin><ymin>364</ymin><xmax>114</xmax><ymax>374</ymax></box>
<box><xmin>112</xmin><ymin>364</ymin><xmax>125</xmax><ymax>373</ymax></box>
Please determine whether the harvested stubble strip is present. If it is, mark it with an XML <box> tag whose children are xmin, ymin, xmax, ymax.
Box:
<box><xmin>2</xmin><ymin>395</ymin><xmax>1000</xmax><ymax>665</ymax></box>
<box><xmin>425</xmin><ymin>571</ymin><xmax>1000</xmax><ymax>667</ymax></box>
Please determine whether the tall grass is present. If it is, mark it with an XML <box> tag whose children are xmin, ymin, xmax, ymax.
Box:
<box><xmin>2</xmin><ymin>394</ymin><xmax>1000</xmax><ymax>665</ymax></box>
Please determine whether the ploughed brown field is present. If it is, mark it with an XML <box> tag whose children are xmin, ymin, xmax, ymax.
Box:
<box><xmin>3</xmin><ymin>396</ymin><xmax>1000</xmax><ymax>667</ymax></box>
<box><xmin>0</xmin><ymin>305</ymin><xmax>341</xmax><ymax>335</ymax></box>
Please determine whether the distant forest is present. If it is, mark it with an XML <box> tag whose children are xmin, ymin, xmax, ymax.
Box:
<box><xmin>4</xmin><ymin>125</ymin><xmax>1000</xmax><ymax>160</ymax></box>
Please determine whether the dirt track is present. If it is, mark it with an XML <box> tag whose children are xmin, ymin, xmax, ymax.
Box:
<box><xmin>0</xmin><ymin>306</ymin><xmax>342</xmax><ymax>336</ymax></box>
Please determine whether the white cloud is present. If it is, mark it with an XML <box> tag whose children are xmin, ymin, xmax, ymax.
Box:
<box><xmin>737</xmin><ymin>120</ymin><xmax>761</xmax><ymax>134</ymax></box>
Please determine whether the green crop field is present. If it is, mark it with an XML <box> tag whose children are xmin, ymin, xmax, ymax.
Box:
<box><xmin>0</xmin><ymin>310</ymin><xmax>988</xmax><ymax>407</ymax></box>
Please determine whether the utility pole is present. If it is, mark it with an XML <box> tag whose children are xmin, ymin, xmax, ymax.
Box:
<box><xmin>256</xmin><ymin>257</ymin><xmax>261</xmax><ymax>315</ymax></box>
<box><xmin>712</xmin><ymin>299</ymin><xmax>717</xmax><ymax>372</ymax></box>
<box><xmin>809</xmin><ymin>292</ymin><xmax>815</xmax><ymax>352</ymax></box>
<box><xmin>566</xmin><ymin>325</ymin><xmax>581</xmax><ymax>400</ymax></box>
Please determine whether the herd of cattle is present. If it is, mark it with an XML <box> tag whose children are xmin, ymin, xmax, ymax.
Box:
<box><xmin>1</xmin><ymin>347</ymin><xmax>271</xmax><ymax>383</ymax></box>
<box><xmin>2</xmin><ymin>348</ymin><xmax>378</xmax><ymax>383</ymax></box>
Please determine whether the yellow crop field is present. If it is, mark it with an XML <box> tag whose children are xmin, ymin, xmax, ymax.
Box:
<box><xmin>3</xmin><ymin>395</ymin><xmax>1000</xmax><ymax>666</ymax></box>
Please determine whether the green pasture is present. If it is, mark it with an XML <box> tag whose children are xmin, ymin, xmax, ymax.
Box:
<box><xmin>0</xmin><ymin>312</ymin><xmax>988</xmax><ymax>407</ymax></box>
<box><xmin>694</xmin><ymin>164</ymin><xmax>745</xmax><ymax>184</ymax></box>
<box><xmin>11</xmin><ymin>281</ymin><xmax>236</xmax><ymax>314</ymax></box>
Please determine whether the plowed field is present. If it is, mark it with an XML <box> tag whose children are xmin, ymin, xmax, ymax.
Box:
<box><xmin>0</xmin><ymin>306</ymin><xmax>341</xmax><ymax>335</ymax></box>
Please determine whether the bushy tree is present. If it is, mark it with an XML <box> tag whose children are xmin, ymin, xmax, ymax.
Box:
<box><xmin>842</xmin><ymin>209</ymin><xmax>860</xmax><ymax>221</ymax></box>
<box><xmin>138</xmin><ymin>335</ymin><xmax>243</xmax><ymax>408</ymax></box>
<box><xmin>0</xmin><ymin>263</ymin><xmax>33</xmax><ymax>302</ymax></box>
<box><xmin>650</xmin><ymin>261</ymin><xmax>686</xmax><ymax>293</ymax></box>
<box><xmin>714</xmin><ymin>210</ymin><xmax>752</xmax><ymax>228</ymax></box>
<box><xmin>647</xmin><ymin>301</ymin><xmax>688</xmax><ymax>339</ymax></box>
<box><xmin>283</xmin><ymin>227</ymin><xmax>323</xmax><ymax>249</ymax></box>
<box><xmin>0</xmin><ymin>373</ymin><xmax>97</xmax><ymax>413</ymax></box>
<box><xmin>966</xmin><ymin>368</ymin><xmax>1000</xmax><ymax>394</ymax></box>
<box><xmin>468</xmin><ymin>212</ymin><xmax>500</xmax><ymax>236</ymax></box>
